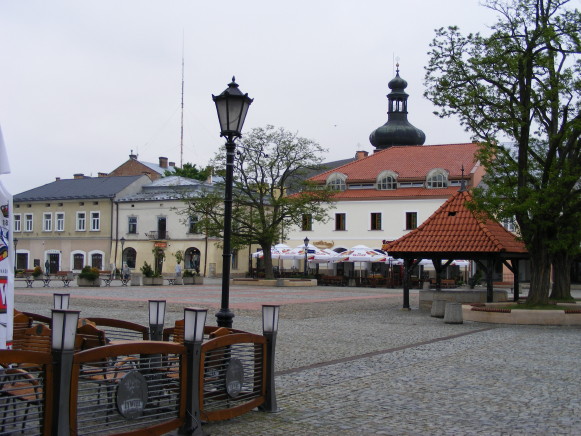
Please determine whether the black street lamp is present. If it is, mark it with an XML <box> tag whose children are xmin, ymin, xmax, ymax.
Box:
<box><xmin>13</xmin><ymin>238</ymin><xmax>18</xmax><ymax>271</ymax></box>
<box><xmin>303</xmin><ymin>236</ymin><xmax>310</xmax><ymax>277</ymax></box>
<box><xmin>212</xmin><ymin>77</ymin><xmax>253</xmax><ymax>328</ymax></box>
<box><xmin>120</xmin><ymin>236</ymin><xmax>126</xmax><ymax>264</ymax></box>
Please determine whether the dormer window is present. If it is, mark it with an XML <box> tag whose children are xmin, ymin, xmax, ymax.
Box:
<box><xmin>326</xmin><ymin>173</ymin><xmax>347</xmax><ymax>191</ymax></box>
<box><xmin>426</xmin><ymin>169</ymin><xmax>449</xmax><ymax>189</ymax></box>
<box><xmin>377</xmin><ymin>170</ymin><xmax>398</xmax><ymax>190</ymax></box>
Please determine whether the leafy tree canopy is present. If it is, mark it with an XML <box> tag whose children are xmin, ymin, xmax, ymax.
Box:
<box><xmin>424</xmin><ymin>0</ymin><xmax>581</xmax><ymax>304</ymax></box>
<box><xmin>164</xmin><ymin>162</ymin><xmax>210</xmax><ymax>181</ymax></box>
<box><xmin>179</xmin><ymin>125</ymin><xmax>336</xmax><ymax>278</ymax></box>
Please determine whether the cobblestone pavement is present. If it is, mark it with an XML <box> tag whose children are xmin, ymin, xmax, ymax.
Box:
<box><xmin>14</xmin><ymin>281</ymin><xmax>581</xmax><ymax>435</ymax></box>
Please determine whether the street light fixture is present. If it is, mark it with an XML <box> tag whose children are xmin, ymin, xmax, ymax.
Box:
<box><xmin>212</xmin><ymin>77</ymin><xmax>253</xmax><ymax>328</ymax></box>
<box><xmin>260</xmin><ymin>305</ymin><xmax>280</xmax><ymax>413</ymax></box>
<box><xmin>120</xmin><ymin>236</ymin><xmax>126</xmax><ymax>268</ymax></box>
<box><xmin>13</xmin><ymin>238</ymin><xmax>18</xmax><ymax>271</ymax></box>
<box><xmin>303</xmin><ymin>236</ymin><xmax>310</xmax><ymax>277</ymax></box>
<box><xmin>148</xmin><ymin>300</ymin><xmax>166</xmax><ymax>341</ymax></box>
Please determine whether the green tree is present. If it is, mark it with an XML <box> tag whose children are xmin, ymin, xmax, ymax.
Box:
<box><xmin>180</xmin><ymin>125</ymin><xmax>335</xmax><ymax>279</ymax></box>
<box><xmin>424</xmin><ymin>0</ymin><xmax>581</xmax><ymax>304</ymax></box>
<box><xmin>164</xmin><ymin>162</ymin><xmax>210</xmax><ymax>181</ymax></box>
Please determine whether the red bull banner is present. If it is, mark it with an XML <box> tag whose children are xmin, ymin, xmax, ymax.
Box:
<box><xmin>0</xmin><ymin>126</ymin><xmax>14</xmax><ymax>349</ymax></box>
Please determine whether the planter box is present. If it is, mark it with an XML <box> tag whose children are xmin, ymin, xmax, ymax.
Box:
<box><xmin>77</xmin><ymin>277</ymin><xmax>101</xmax><ymax>287</ymax></box>
<box><xmin>143</xmin><ymin>277</ymin><xmax>164</xmax><ymax>286</ymax></box>
<box><xmin>183</xmin><ymin>276</ymin><xmax>204</xmax><ymax>285</ymax></box>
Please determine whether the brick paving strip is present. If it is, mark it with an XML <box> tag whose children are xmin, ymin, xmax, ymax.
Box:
<box><xmin>277</xmin><ymin>326</ymin><xmax>495</xmax><ymax>376</ymax></box>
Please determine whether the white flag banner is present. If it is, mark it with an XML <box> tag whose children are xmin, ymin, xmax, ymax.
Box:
<box><xmin>0</xmin><ymin>126</ymin><xmax>10</xmax><ymax>175</ymax></box>
<box><xmin>0</xmin><ymin>180</ymin><xmax>13</xmax><ymax>349</ymax></box>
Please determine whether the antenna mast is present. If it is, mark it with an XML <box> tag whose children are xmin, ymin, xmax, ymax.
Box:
<box><xmin>180</xmin><ymin>33</ymin><xmax>185</xmax><ymax>168</ymax></box>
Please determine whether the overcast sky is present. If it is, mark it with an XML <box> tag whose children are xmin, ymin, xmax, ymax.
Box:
<box><xmin>0</xmin><ymin>0</ymin><xmax>500</xmax><ymax>194</ymax></box>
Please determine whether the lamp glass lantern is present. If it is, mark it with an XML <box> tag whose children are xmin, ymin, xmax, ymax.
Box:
<box><xmin>212</xmin><ymin>77</ymin><xmax>253</xmax><ymax>139</ymax></box>
<box><xmin>51</xmin><ymin>309</ymin><xmax>80</xmax><ymax>351</ymax></box>
<box><xmin>54</xmin><ymin>293</ymin><xmax>70</xmax><ymax>310</ymax></box>
<box><xmin>262</xmin><ymin>305</ymin><xmax>280</xmax><ymax>334</ymax></box>
<box><xmin>149</xmin><ymin>300</ymin><xmax>166</xmax><ymax>327</ymax></box>
<box><xmin>184</xmin><ymin>307</ymin><xmax>208</xmax><ymax>343</ymax></box>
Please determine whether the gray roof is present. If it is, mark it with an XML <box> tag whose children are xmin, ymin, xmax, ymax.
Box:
<box><xmin>14</xmin><ymin>175</ymin><xmax>146</xmax><ymax>201</ymax></box>
<box><xmin>141</xmin><ymin>161</ymin><xmax>176</xmax><ymax>175</ymax></box>
<box><xmin>118</xmin><ymin>175</ymin><xmax>216</xmax><ymax>202</ymax></box>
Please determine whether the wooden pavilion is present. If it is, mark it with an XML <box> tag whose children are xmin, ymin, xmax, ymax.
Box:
<box><xmin>384</xmin><ymin>186</ymin><xmax>528</xmax><ymax>309</ymax></box>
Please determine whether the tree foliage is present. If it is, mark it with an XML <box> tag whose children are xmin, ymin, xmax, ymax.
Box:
<box><xmin>164</xmin><ymin>162</ymin><xmax>210</xmax><ymax>181</ymax></box>
<box><xmin>180</xmin><ymin>125</ymin><xmax>335</xmax><ymax>278</ymax></box>
<box><xmin>424</xmin><ymin>0</ymin><xmax>581</xmax><ymax>304</ymax></box>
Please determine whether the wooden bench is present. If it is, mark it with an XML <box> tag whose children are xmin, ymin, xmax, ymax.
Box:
<box><xmin>441</xmin><ymin>279</ymin><xmax>457</xmax><ymax>288</ymax></box>
<box><xmin>54</xmin><ymin>271</ymin><xmax>74</xmax><ymax>287</ymax></box>
<box><xmin>99</xmin><ymin>271</ymin><xmax>113</xmax><ymax>286</ymax></box>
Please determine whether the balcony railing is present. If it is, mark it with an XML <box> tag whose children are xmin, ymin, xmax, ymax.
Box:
<box><xmin>145</xmin><ymin>231</ymin><xmax>170</xmax><ymax>240</ymax></box>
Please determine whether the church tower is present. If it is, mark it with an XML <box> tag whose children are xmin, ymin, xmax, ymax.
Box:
<box><xmin>369</xmin><ymin>66</ymin><xmax>426</xmax><ymax>149</ymax></box>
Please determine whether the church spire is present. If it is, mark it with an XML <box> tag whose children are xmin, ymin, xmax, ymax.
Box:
<box><xmin>369</xmin><ymin>65</ymin><xmax>426</xmax><ymax>149</ymax></box>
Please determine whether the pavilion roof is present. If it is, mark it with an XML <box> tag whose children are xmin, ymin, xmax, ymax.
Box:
<box><xmin>384</xmin><ymin>188</ymin><xmax>528</xmax><ymax>258</ymax></box>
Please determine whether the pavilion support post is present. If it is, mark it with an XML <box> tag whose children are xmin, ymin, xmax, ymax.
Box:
<box><xmin>513</xmin><ymin>260</ymin><xmax>520</xmax><ymax>302</ymax></box>
<box><xmin>433</xmin><ymin>258</ymin><xmax>443</xmax><ymax>291</ymax></box>
<box><xmin>485</xmin><ymin>258</ymin><xmax>496</xmax><ymax>303</ymax></box>
<box><xmin>402</xmin><ymin>258</ymin><xmax>411</xmax><ymax>310</ymax></box>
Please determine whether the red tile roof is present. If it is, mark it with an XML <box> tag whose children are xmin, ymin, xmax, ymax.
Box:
<box><xmin>311</xmin><ymin>143</ymin><xmax>480</xmax><ymax>183</ymax></box>
<box><xmin>384</xmin><ymin>189</ymin><xmax>528</xmax><ymax>255</ymax></box>
<box><xmin>330</xmin><ymin>186</ymin><xmax>459</xmax><ymax>200</ymax></box>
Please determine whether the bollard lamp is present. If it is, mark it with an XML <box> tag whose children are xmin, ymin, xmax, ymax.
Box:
<box><xmin>148</xmin><ymin>299</ymin><xmax>166</xmax><ymax>341</ymax></box>
<box><xmin>184</xmin><ymin>307</ymin><xmax>208</xmax><ymax>343</ymax></box>
<box><xmin>51</xmin><ymin>309</ymin><xmax>80</xmax><ymax>351</ymax></box>
<box><xmin>53</xmin><ymin>293</ymin><xmax>70</xmax><ymax>310</ymax></box>
<box><xmin>262</xmin><ymin>305</ymin><xmax>280</xmax><ymax>334</ymax></box>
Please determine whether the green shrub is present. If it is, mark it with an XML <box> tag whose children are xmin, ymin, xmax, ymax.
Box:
<box><xmin>32</xmin><ymin>266</ymin><xmax>43</xmax><ymax>278</ymax></box>
<box><xmin>78</xmin><ymin>266</ymin><xmax>99</xmax><ymax>281</ymax></box>
<box><xmin>140</xmin><ymin>261</ymin><xmax>154</xmax><ymax>278</ymax></box>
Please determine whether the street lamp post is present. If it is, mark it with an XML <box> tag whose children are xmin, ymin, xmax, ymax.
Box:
<box><xmin>303</xmin><ymin>236</ymin><xmax>309</xmax><ymax>277</ymax></box>
<box><xmin>212</xmin><ymin>77</ymin><xmax>253</xmax><ymax>328</ymax></box>
<box><xmin>13</xmin><ymin>238</ymin><xmax>18</xmax><ymax>272</ymax></box>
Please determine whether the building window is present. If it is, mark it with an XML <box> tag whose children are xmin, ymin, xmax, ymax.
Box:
<box><xmin>370</xmin><ymin>213</ymin><xmax>382</xmax><ymax>230</ymax></box>
<box><xmin>301</xmin><ymin>214</ymin><xmax>313</xmax><ymax>231</ymax></box>
<box><xmin>426</xmin><ymin>169</ymin><xmax>448</xmax><ymax>188</ymax></box>
<box><xmin>128</xmin><ymin>216</ymin><xmax>137</xmax><ymax>234</ymax></box>
<box><xmin>124</xmin><ymin>247</ymin><xmax>137</xmax><ymax>269</ymax></box>
<box><xmin>13</xmin><ymin>214</ymin><xmax>21</xmax><ymax>232</ymax></box>
<box><xmin>328</xmin><ymin>178</ymin><xmax>346</xmax><ymax>191</ymax></box>
<box><xmin>76</xmin><ymin>212</ymin><xmax>86</xmax><ymax>231</ymax></box>
<box><xmin>188</xmin><ymin>216</ymin><xmax>199</xmax><ymax>234</ymax></box>
<box><xmin>91</xmin><ymin>253</ymin><xmax>103</xmax><ymax>270</ymax></box>
<box><xmin>502</xmin><ymin>218</ymin><xmax>516</xmax><ymax>232</ymax></box>
<box><xmin>73</xmin><ymin>253</ymin><xmax>85</xmax><ymax>270</ymax></box>
<box><xmin>377</xmin><ymin>175</ymin><xmax>397</xmax><ymax>190</ymax></box>
<box><xmin>16</xmin><ymin>252</ymin><xmax>28</xmax><ymax>270</ymax></box>
<box><xmin>56</xmin><ymin>213</ymin><xmax>65</xmax><ymax>232</ymax></box>
<box><xmin>24</xmin><ymin>214</ymin><xmax>33</xmax><ymax>232</ymax></box>
<box><xmin>335</xmin><ymin>213</ymin><xmax>346</xmax><ymax>231</ymax></box>
<box><xmin>90</xmin><ymin>212</ymin><xmax>100</xmax><ymax>231</ymax></box>
<box><xmin>43</xmin><ymin>213</ymin><xmax>52</xmax><ymax>232</ymax></box>
<box><xmin>406</xmin><ymin>212</ymin><xmax>418</xmax><ymax>230</ymax></box>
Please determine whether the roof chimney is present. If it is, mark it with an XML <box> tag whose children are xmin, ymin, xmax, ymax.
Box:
<box><xmin>98</xmin><ymin>172</ymin><xmax>108</xmax><ymax>177</ymax></box>
<box><xmin>169</xmin><ymin>161</ymin><xmax>175</xmax><ymax>167</ymax></box>
<box><xmin>73</xmin><ymin>173</ymin><xmax>85</xmax><ymax>179</ymax></box>
<box><xmin>159</xmin><ymin>157</ymin><xmax>168</xmax><ymax>168</ymax></box>
<box><xmin>355</xmin><ymin>151</ymin><xmax>369</xmax><ymax>160</ymax></box>
<box><xmin>55</xmin><ymin>177</ymin><xmax>61</xmax><ymax>181</ymax></box>
<box><xmin>129</xmin><ymin>153</ymin><xmax>137</xmax><ymax>160</ymax></box>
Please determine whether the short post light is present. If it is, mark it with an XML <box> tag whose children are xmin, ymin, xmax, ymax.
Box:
<box><xmin>51</xmin><ymin>309</ymin><xmax>80</xmax><ymax>436</ymax></box>
<box><xmin>303</xmin><ymin>236</ymin><xmax>310</xmax><ymax>277</ymax></box>
<box><xmin>259</xmin><ymin>304</ymin><xmax>280</xmax><ymax>413</ymax></box>
<box><xmin>148</xmin><ymin>299</ymin><xmax>166</xmax><ymax>341</ymax></box>
<box><xmin>180</xmin><ymin>307</ymin><xmax>208</xmax><ymax>436</ymax></box>
<box><xmin>212</xmin><ymin>77</ymin><xmax>253</xmax><ymax>328</ymax></box>
<box><xmin>13</xmin><ymin>238</ymin><xmax>18</xmax><ymax>272</ymax></box>
<box><xmin>53</xmin><ymin>293</ymin><xmax>70</xmax><ymax>310</ymax></box>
